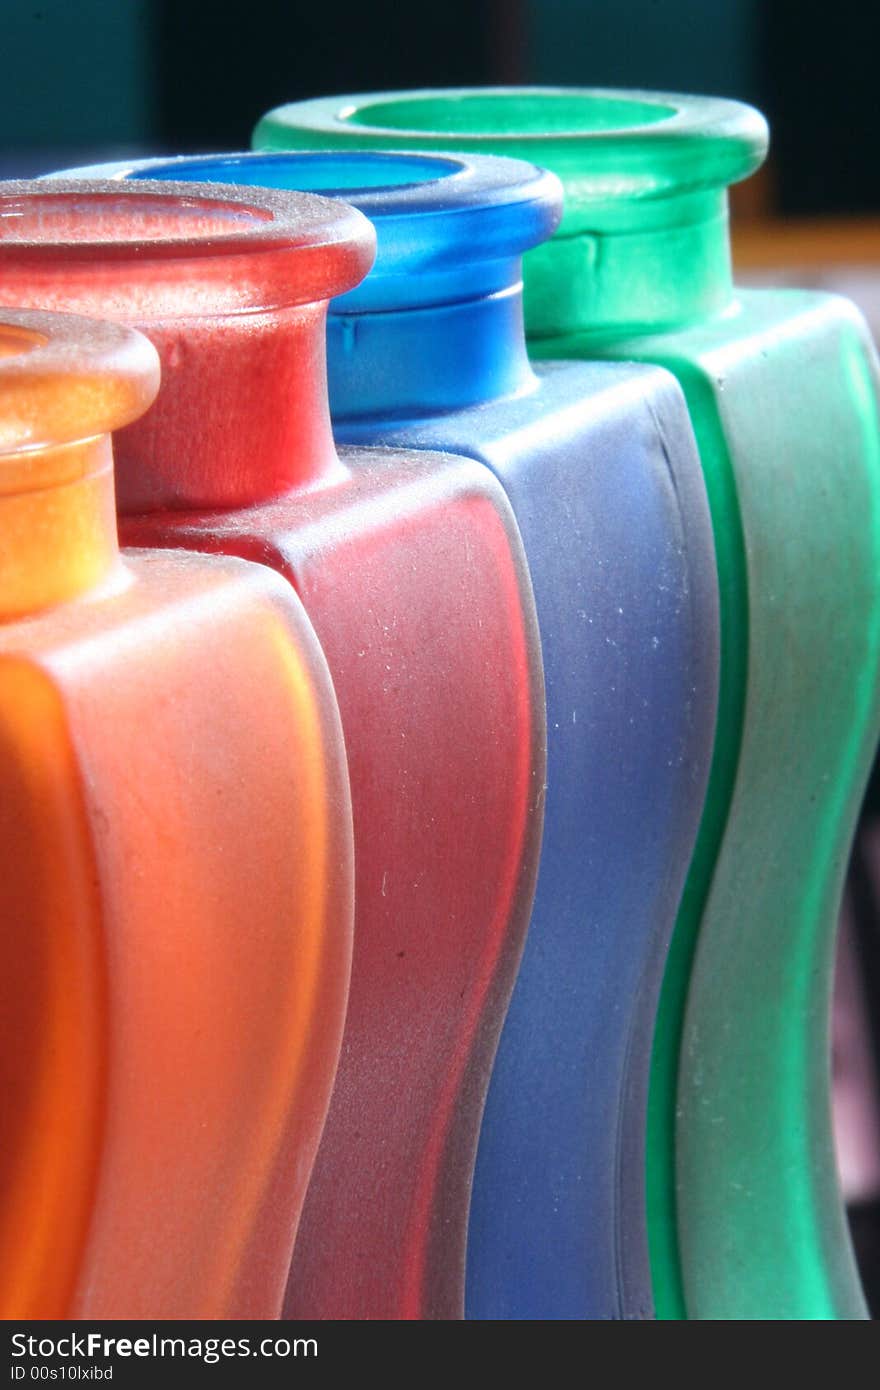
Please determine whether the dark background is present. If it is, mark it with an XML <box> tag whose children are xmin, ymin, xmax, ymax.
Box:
<box><xmin>2</xmin><ymin>0</ymin><xmax>878</xmax><ymax>218</ymax></box>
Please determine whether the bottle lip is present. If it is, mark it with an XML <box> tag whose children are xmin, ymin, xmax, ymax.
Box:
<box><xmin>48</xmin><ymin>151</ymin><xmax>562</xmax><ymax>280</ymax></box>
<box><xmin>254</xmin><ymin>86</ymin><xmax>768</xmax><ymax>222</ymax></box>
<box><xmin>0</xmin><ymin>179</ymin><xmax>376</xmax><ymax>306</ymax></box>
<box><xmin>0</xmin><ymin>307</ymin><xmax>159</xmax><ymax>455</ymax></box>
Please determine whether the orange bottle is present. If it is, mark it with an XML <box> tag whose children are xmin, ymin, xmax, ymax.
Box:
<box><xmin>0</xmin><ymin>307</ymin><xmax>354</xmax><ymax>1319</ymax></box>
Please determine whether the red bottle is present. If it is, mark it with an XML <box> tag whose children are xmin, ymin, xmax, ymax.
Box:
<box><xmin>0</xmin><ymin>181</ymin><xmax>547</xmax><ymax>1319</ymax></box>
<box><xmin>0</xmin><ymin>305</ymin><xmax>354</xmax><ymax>1319</ymax></box>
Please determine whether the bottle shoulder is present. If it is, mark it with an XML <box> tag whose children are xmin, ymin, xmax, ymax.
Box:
<box><xmin>335</xmin><ymin>359</ymin><xmax>701</xmax><ymax>483</ymax></box>
<box><xmin>0</xmin><ymin>548</ymin><xmax>318</xmax><ymax>666</ymax></box>
<box><xmin>554</xmin><ymin>286</ymin><xmax>877</xmax><ymax>379</ymax></box>
<box><xmin>124</xmin><ymin>446</ymin><xmax>527</xmax><ymax>579</ymax></box>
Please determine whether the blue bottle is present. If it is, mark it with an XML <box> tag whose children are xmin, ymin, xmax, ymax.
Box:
<box><xmin>59</xmin><ymin>150</ymin><xmax>721</xmax><ymax>1321</ymax></box>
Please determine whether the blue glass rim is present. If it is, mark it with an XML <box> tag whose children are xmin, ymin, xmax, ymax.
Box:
<box><xmin>47</xmin><ymin>150</ymin><xmax>564</xmax><ymax>280</ymax></box>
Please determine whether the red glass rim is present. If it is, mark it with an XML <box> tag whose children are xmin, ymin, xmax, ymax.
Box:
<box><xmin>0</xmin><ymin>180</ymin><xmax>376</xmax><ymax>306</ymax></box>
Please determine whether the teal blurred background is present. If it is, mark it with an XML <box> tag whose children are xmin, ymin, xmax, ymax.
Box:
<box><xmin>1</xmin><ymin>0</ymin><xmax>156</xmax><ymax>173</ymax></box>
<box><xmin>0</xmin><ymin>1</ymin><xmax>758</xmax><ymax>164</ymax></box>
<box><xmin>2</xmin><ymin>1</ymin><xmax>875</xmax><ymax>213</ymax></box>
<box><xmin>0</xmin><ymin>1</ymin><xmax>803</xmax><ymax>202</ymax></box>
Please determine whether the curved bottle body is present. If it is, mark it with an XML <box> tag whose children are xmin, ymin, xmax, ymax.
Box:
<box><xmin>71</xmin><ymin>146</ymin><xmax>719</xmax><ymax>1319</ymax></box>
<box><xmin>337</xmin><ymin>361</ymin><xmax>719</xmax><ymax>1319</ymax></box>
<box><xmin>0</xmin><ymin>308</ymin><xmax>355</xmax><ymax>1320</ymax></box>
<box><xmin>549</xmin><ymin>290</ymin><xmax>880</xmax><ymax>1319</ymax></box>
<box><xmin>0</xmin><ymin>179</ymin><xmax>545</xmax><ymax>1321</ymax></box>
<box><xmin>0</xmin><ymin>553</ymin><xmax>354</xmax><ymax>1319</ymax></box>
<box><xmin>252</xmin><ymin>89</ymin><xmax>880</xmax><ymax>1319</ymax></box>
<box><xmin>122</xmin><ymin>447</ymin><xmax>546</xmax><ymax>1321</ymax></box>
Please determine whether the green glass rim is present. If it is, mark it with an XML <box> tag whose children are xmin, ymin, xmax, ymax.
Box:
<box><xmin>255</xmin><ymin>86</ymin><xmax>769</xmax><ymax>207</ymax></box>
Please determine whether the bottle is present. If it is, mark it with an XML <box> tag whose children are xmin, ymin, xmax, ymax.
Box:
<box><xmin>0</xmin><ymin>179</ymin><xmax>547</xmax><ymax>1320</ymax></box>
<box><xmin>62</xmin><ymin>149</ymin><xmax>721</xmax><ymax>1321</ymax></box>
<box><xmin>254</xmin><ymin>87</ymin><xmax>880</xmax><ymax>1320</ymax></box>
<box><xmin>0</xmin><ymin>304</ymin><xmax>354</xmax><ymax>1319</ymax></box>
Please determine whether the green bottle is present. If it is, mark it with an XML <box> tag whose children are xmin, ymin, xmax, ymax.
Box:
<box><xmin>256</xmin><ymin>88</ymin><xmax>880</xmax><ymax>1320</ymax></box>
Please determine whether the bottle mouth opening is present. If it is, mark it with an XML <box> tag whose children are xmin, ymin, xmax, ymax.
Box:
<box><xmin>51</xmin><ymin>153</ymin><xmax>561</xmax><ymax>294</ymax></box>
<box><xmin>256</xmin><ymin>88</ymin><xmax>769</xmax><ymax>209</ymax></box>
<box><xmin>134</xmin><ymin>151</ymin><xmax>465</xmax><ymax>197</ymax></box>
<box><xmin>342</xmin><ymin>91</ymin><xmax>678</xmax><ymax>136</ymax></box>
<box><xmin>0</xmin><ymin>189</ymin><xmax>275</xmax><ymax>246</ymax></box>
<box><xmin>0</xmin><ymin>180</ymin><xmax>377</xmax><ymax>306</ymax></box>
<box><xmin>100</xmin><ymin>149</ymin><xmax>559</xmax><ymax>226</ymax></box>
<box><xmin>0</xmin><ymin>322</ymin><xmax>49</xmax><ymax>359</ymax></box>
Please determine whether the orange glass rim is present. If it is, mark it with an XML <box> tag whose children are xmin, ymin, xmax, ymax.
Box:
<box><xmin>0</xmin><ymin>307</ymin><xmax>159</xmax><ymax>456</ymax></box>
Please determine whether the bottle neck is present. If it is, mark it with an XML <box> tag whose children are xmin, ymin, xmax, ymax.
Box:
<box><xmin>0</xmin><ymin>435</ymin><xmax>120</xmax><ymax>621</ymax></box>
<box><xmin>524</xmin><ymin>188</ymin><xmax>734</xmax><ymax>343</ymax></box>
<box><xmin>327</xmin><ymin>272</ymin><xmax>535</xmax><ymax>422</ymax></box>
<box><xmin>0</xmin><ymin>181</ymin><xmax>376</xmax><ymax>510</ymax></box>
<box><xmin>0</xmin><ymin>269</ymin><xmax>346</xmax><ymax>514</ymax></box>
<box><xmin>107</xmin><ymin>300</ymin><xmax>345</xmax><ymax>514</ymax></box>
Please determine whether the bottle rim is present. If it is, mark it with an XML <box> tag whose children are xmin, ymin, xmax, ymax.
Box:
<box><xmin>0</xmin><ymin>179</ymin><xmax>376</xmax><ymax>304</ymax></box>
<box><xmin>0</xmin><ymin>306</ymin><xmax>159</xmax><ymax>455</ymax></box>
<box><xmin>254</xmin><ymin>87</ymin><xmax>769</xmax><ymax>208</ymax></box>
<box><xmin>47</xmin><ymin>151</ymin><xmax>563</xmax><ymax>273</ymax></box>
